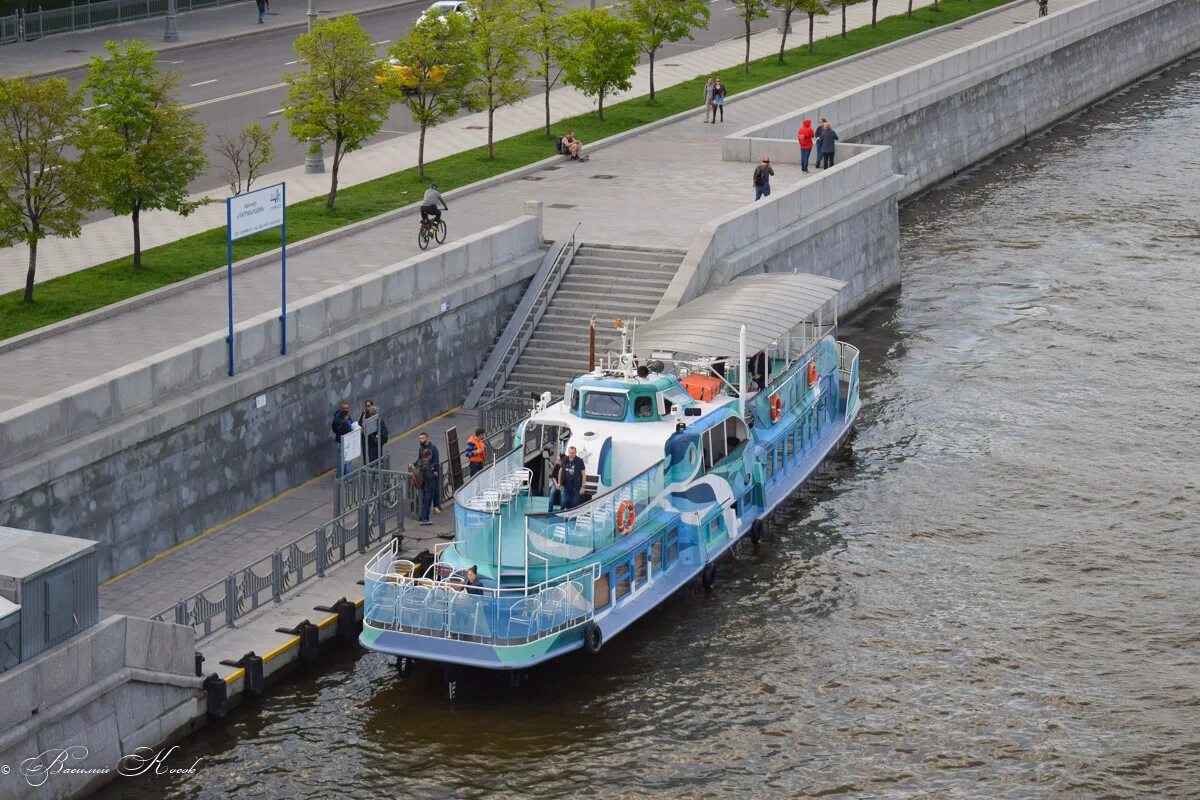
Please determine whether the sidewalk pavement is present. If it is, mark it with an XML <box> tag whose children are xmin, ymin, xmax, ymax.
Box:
<box><xmin>99</xmin><ymin>407</ymin><xmax>475</xmax><ymax>618</ymax></box>
<box><xmin>0</xmin><ymin>0</ymin><xmax>419</xmax><ymax>78</ymax></box>
<box><xmin>0</xmin><ymin>0</ymin><xmax>944</xmax><ymax>295</ymax></box>
<box><xmin>0</xmin><ymin>0</ymin><xmax>1068</xmax><ymax>415</ymax></box>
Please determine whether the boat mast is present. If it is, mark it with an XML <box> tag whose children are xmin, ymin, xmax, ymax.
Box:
<box><xmin>739</xmin><ymin>324</ymin><xmax>747</xmax><ymax>417</ymax></box>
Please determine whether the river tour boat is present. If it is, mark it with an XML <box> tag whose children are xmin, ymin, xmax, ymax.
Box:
<box><xmin>361</xmin><ymin>273</ymin><xmax>862</xmax><ymax>678</ymax></box>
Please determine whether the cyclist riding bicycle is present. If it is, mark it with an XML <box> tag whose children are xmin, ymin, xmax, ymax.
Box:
<box><xmin>420</xmin><ymin>182</ymin><xmax>448</xmax><ymax>227</ymax></box>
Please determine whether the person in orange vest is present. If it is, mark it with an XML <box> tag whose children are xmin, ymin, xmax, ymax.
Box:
<box><xmin>465</xmin><ymin>427</ymin><xmax>487</xmax><ymax>476</ymax></box>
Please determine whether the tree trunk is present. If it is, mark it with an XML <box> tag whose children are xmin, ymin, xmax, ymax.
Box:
<box><xmin>872</xmin><ymin>0</ymin><xmax>878</xmax><ymax>27</ymax></box>
<box><xmin>841</xmin><ymin>3</ymin><xmax>846</xmax><ymax>37</ymax></box>
<box><xmin>23</xmin><ymin>236</ymin><xmax>37</xmax><ymax>305</ymax></box>
<box><xmin>778</xmin><ymin>10</ymin><xmax>792</xmax><ymax>63</ymax></box>
<box><xmin>598</xmin><ymin>89</ymin><xmax>605</xmax><ymax>121</ymax></box>
<box><xmin>649</xmin><ymin>48</ymin><xmax>656</xmax><ymax>101</ymax></box>
<box><xmin>487</xmin><ymin>105</ymin><xmax>495</xmax><ymax>159</ymax></box>
<box><xmin>908</xmin><ymin>0</ymin><xmax>913</xmax><ymax>17</ymax></box>
<box><xmin>132</xmin><ymin>202</ymin><xmax>142</xmax><ymax>270</ymax></box>
<box><xmin>744</xmin><ymin>17</ymin><xmax>752</xmax><ymax>73</ymax></box>
<box><xmin>328</xmin><ymin>138</ymin><xmax>343</xmax><ymax>209</ymax></box>
<box><xmin>418</xmin><ymin>124</ymin><xmax>427</xmax><ymax>178</ymax></box>
<box><xmin>543</xmin><ymin>56</ymin><xmax>552</xmax><ymax>137</ymax></box>
<box><xmin>808</xmin><ymin>12</ymin><xmax>815</xmax><ymax>53</ymax></box>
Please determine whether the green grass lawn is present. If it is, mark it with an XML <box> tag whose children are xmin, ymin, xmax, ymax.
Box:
<box><xmin>0</xmin><ymin>0</ymin><xmax>1012</xmax><ymax>342</ymax></box>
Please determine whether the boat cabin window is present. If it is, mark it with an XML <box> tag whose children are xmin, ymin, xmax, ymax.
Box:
<box><xmin>583</xmin><ymin>391</ymin><xmax>626</xmax><ymax>420</ymax></box>
<box><xmin>571</xmin><ymin>389</ymin><xmax>581</xmax><ymax>414</ymax></box>
<box><xmin>701</xmin><ymin>416</ymin><xmax>750</xmax><ymax>471</ymax></box>
<box><xmin>633</xmin><ymin>395</ymin><xmax>655</xmax><ymax>419</ymax></box>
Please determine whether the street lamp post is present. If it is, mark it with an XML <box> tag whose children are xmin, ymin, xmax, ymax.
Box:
<box><xmin>304</xmin><ymin>0</ymin><xmax>325</xmax><ymax>174</ymax></box>
<box><xmin>163</xmin><ymin>0</ymin><xmax>180</xmax><ymax>42</ymax></box>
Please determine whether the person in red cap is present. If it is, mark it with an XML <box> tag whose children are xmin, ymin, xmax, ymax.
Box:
<box><xmin>752</xmin><ymin>156</ymin><xmax>774</xmax><ymax>201</ymax></box>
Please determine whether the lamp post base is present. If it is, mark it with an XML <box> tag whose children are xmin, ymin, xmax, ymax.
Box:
<box><xmin>164</xmin><ymin>12</ymin><xmax>180</xmax><ymax>41</ymax></box>
<box><xmin>305</xmin><ymin>147</ymin><xmax>325</xmax><ymax>174</ymax></box>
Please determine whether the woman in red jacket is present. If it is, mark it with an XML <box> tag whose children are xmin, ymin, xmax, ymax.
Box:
<box><xmin>797</xmin><ymin>118</ymin><xmax>815</xmax><ymax>173</ymax></box>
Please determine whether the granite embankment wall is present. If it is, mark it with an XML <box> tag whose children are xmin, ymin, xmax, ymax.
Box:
<box><xmin>0</xmin><ymin>216</ymin><xmax>544</xmax><ymax>580</ymax></box>
<box><xmin>653</xmin><ymin>143</ymin><xmax>905</xmax><ymax>320</ymax></box>
<box><xmin>0</xmin><ymin>615</ymin><xmax>203</xmax><ymax>800</ymax></box>
<box><xmin>725</xmin><ymin>0</ymin><xmax>1200</xmax><ymax>198</ymax></box>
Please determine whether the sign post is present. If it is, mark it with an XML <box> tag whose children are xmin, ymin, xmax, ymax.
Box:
<box><xmin>225</xmin><ymin>182</ymin><xmax>287</xmax><ymax>377</ymax></box>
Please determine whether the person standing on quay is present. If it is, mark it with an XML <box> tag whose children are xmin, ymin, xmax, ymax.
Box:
<box><xmin>753</xmin><ymin>156</ymin><xmax>774</xmax><ymax>201</ymax></box>
<box><xmin>703</xmin><ymin>77</ymin><xmax>716</xmax><ymax>123</ymax></box>
<box><xmin>412</xmin><ymin>432</ymin><xmax>442</xmax><ymax>514</ymax></box>
<box><xmin>816</xmin><ymin>120</ymin><xmax>839</xmax><ymax>169</ymax></box>
<box><xmin>255</xmin><ymin>0</ymin><xmax>266</xmax><ymax>24</ymax></box>
<box><xmin>331</xmin><ymin>401</ymin><xmax>356</xmax><ymax>478</ymax></box>
<box><xmin>711</xmin><ymin>80</ymin><xmax>726</xmax><ymax>123</ymax></box>
<box><xmin>797</xmin><ymin>119</ymin><xmax>816</xmax><ymax>172</ymax></box>
<box><xmin>417</xmin><ymin>449</ymin><xmax>440</xmax><ymax>525</ymax></box>
<box><xmin>465</xmin><ymin>428</ymin><xmax>487</xmax><ymax>476</ymax></box>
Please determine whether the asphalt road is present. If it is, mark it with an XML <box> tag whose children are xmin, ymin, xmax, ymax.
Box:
<box><xmin>58</xmin><ymin>1</ymin><xmax>798</xmax><ymax>196</ymax></box>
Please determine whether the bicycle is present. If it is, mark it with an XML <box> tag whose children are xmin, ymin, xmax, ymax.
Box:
<box><xmin>418</xmin><ymin>216</ymin><xmax>447</xmax><ymax>250</ymax></box>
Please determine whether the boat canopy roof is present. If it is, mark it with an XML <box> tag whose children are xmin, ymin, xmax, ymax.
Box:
<box><xmin>629</xmin><ymin>273</ymin><xmax>846</xmax><ymax>359</ymax></box>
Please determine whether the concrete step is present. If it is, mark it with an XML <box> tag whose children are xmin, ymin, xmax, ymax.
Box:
<box><xmin>553</xmin><ymin>287</ymin><xmax>665</xmax><ymax>303</ymax></box>
<box><xmin>576</xmin><ymin>244</ymin><xmax>686</xmax><ymax>262</ymax></box>
<box><xmin>567</xmin><ymin>263</ymin><xmax>678</xmax><ymax>281</ymax></box>
<box><xmin>557</xmin><ymin>274</ymin><xmax>673</xmax><ymax>292</ymax></box>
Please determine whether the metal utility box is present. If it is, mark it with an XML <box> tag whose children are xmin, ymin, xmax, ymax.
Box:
<box><xmin>0</xmin><ymin>596</ymin><xmax>19</xmax><ymax>674</ymax></box>
<box><xmin>0</xmin><ymin>527</ymin><xmax>99</xmax><ymax>666</ymax></box>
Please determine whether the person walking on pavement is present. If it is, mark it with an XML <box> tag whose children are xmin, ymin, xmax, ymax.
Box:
<box><xmin>797</xmin><ymin>119</ymin><xmax>816</xmax><ymax>173</ymax></box>
<box><xmin>1038</xmin><ymin>0</ymin><xmax>1048</xmax><ymax>17</ymax></box>
<box><xmin>331</xmin><ymin>401</ymin><xmax>357</xmax><ymax>477</ymax></box>
<box><xmin>412</xmin><ymin>432</ymin><xmax>442</xmax><ymax>514</ymax></box>
<box><xmin>816</xmin><ymin>120</ymin><xmax>839</xmax><ymax>169</ymax></box>
<box><xmin>711</xmin><ymin>80</ymin><xmax>726</xmax><ymax>123</ymax></box>
<box><xmin>255</xmin><ymin>0</ymin><xmax>266</xmax><ymax>24</ymax></box>
<box><xmin>558</xmin><ymin>446</ymin><xmax>587</xmax><ymax>510</ymax></box>
<box><xmin>813</xmin><ymin>117</ymin><xmax>827</xmax><ymax>169</ymax></box>
<box><xmin>753</xmin><ymin>157</ymin><xmax>775</xmax><ymax>201</ymax></box>
<box><xmin>417</xmin><ymin>449</ymin><xmax>440</xmax><ymax>525</ymax></box>
<box><xmin>465</xmin><ymin>427</ymin><xmax>487</xmax><ymax>477</ymax></box>
<box><xmin>703</xmin><ymin>77</ymin><xmax>716</xmax><ymax>123</ymax></box>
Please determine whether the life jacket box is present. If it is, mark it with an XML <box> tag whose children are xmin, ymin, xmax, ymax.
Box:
<box><xmin>681</xmin><ymin>374</ymin><xmax>721</xmax><ymax>402</ymax></box>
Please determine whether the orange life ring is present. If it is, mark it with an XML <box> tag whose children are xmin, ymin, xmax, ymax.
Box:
<box><xmin>807</xmin><ymin>360</ymin><xmax>818</xmax><ymax>387</ymax></box>
<box><xmin>616</xmin><ymin>500</ymin><xmax>636</xmax><ymax>535</ymax></box>
<box><xmin>769</xmin><ymin>393</ymin><xmax>783</xmax><ymax>423</ymax></box>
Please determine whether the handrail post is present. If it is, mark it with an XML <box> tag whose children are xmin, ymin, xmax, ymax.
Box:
<box><xmin>317</xmin><ymin>527</ymin><xmax>327</xmax><ymax>577</ymax></box>
<box><xmin>224</xmin><ymin>573</ymin><xmax>238</xmax><ymax>628</ymax></box>
<box><xmin>271</xmin><ymin>549</ymin><xmax>284</xmax><ymax>601</ymax></box>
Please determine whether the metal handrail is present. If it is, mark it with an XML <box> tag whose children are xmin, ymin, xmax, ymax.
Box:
<box><xmin>1</xmin><ymin>0</ymin><xmax>241</xmax><ymax>44</ymax></box>
<box><xmin>464</xmin><ymin>223</ymin><xmax>581</xmax><ymax>409</ymax></box>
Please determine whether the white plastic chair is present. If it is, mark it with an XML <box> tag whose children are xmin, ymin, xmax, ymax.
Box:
<box><xmin>537</xmin><ymin>586</ymin><xmax>568</xmax><ymax>631</ymax></box>
<box><xmin>506</xmin><ymin>597</ymin><xmax>539</xmax><ymax>639</ymax></box>
<box><xmin>508</xmin><ymin>468</ymin><xmax>533</xmax><ymax>494</ymax></box>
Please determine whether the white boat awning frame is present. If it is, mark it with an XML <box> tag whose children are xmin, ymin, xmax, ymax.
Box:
<box><xmin>628</xmin><ymin>273</ymin><xmax>846</xmax><ymax>359</ymax></box>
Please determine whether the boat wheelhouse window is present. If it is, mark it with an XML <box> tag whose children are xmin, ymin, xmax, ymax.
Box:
<box><xmin>633</xmin><ymin>395</ymin><xmax>655</xmax><ymax>419</ymax></box>
<box><xmin>583</xmin><ymin>391</ymin><xmax>626</xmax><ymax>419</ymax></box>
<box><xmin>571</xmin><ymin>389</ymin><xmax>581</xmax><ymax>413</ymax></box>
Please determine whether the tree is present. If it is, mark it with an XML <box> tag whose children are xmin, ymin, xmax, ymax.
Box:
<box><xmin>555</xmin><ymin>8</ymin><xmax>639</xmax><ymax>121</ymax></box>
<box><xmin>284</xmin><ymin>15</ymin><xmax>391</xmax><ymax>209</ymax></box>
<box><xmin>871</xmin><ymin>0</ymin><xmax>879</xmax><ymax>27</ymax></box>
<box><xmin>622</xmin><ymin>0</ymin><xmax>709</xmax><ymax>101</ymax></box>
<box><xmin>215</xmin><ymin>121</ymin><xmax>278</xmax><ymax>196</ymax></box>
<box><xmin>80</xmin><ymin>41</ymin><xmax>207</xmax><ymax>270</ymax></box>
<box><xmin>0</xmin><ymin>75</ymin><xmax>93</xmax><ymax>305</ymax></box>
<box><xmin>521</xmin><ymin>0</ymin><xmax>564</xmax><ymax>137</ymax></box>
<box><xmin>835</xmin><ymin>0</ymin><xmax>863</xmax><ymax>37</ymax></box>
<box><xmin>729</xmin><ymin>0</ymin><xmax>769</xmax><ymax>73</ymax></box>
<box><xmin>387</xmin><ymin>13</ymin><xmax>479</xmax><ymax>178</ymax></box>
<box><xmin>797</xmin><ymin>0</ymin><xmax>828</xmax><ymax>54</ymax></box>
<box><xmin>471</xmin><ymin>0</ymin><xmax>529</xmax><ymax>159</ymax></box>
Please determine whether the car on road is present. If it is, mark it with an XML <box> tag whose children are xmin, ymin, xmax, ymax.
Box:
<box><xmin>376</xmin><ymin>58</ymin><xmax>449</xmax><ymax>94</ymax></box>
<box><xmin>418</xmin><ymin>0</ymin><xmax>476</xmax><ymax>23</ymax></box>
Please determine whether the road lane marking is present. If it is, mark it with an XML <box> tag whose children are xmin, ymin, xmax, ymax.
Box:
<box><xmin>189</xmin><ymin>79</ymin><xmax>218</xmax><ymax>87</ymax></box>
<box><xmin>370</xmin><ymin>39</ymin><xmax>391</xmax><ymax>46</ymax></box>
<box><xmin>266</xmin><ymin>108</ymin><xmax>286</xmax><ymax>115</ymax></box>
<box><xmin>82</xmin><ymin>103</ymin><xmax>109</xmax><ymax>111</ymax></box>
<box><xmin>156</xmin><ymin>59</ymin><xmax>184</xmax><ymax>64</ymax></box>
<box><xmin>285</xmin><ymin>59</ymin><xmax>302</xmax><ymax>65</ymax></box>
<box><xmin>185</xmin><ymin>81</ymin><xmax>287</xmax><ymax>109</ymax></box>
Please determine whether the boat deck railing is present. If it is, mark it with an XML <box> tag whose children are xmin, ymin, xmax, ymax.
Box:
<box><xmin>524</xmin><ymin>460</ymin><xmax>667</xmax><ymax>570</ymax></box>
<box><xmin>364</xmin><ymin>539</ymin><xmax>599</xmax><ymax>646</ymax></box>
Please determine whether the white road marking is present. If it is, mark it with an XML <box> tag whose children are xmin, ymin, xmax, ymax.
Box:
<box><xmin>189</xmin><ymin>79</ymin><xmax>218</xmax><ymax>87</ymax></box>
<box><xmin>156</xmin><ymin>59</ymin><xmax>184</xmax><ymax>64</ymax></box>
<box><xmin>185</xmin><ymin>82</ymin><xmax>287</xmax><ymax>109</ymax></box>
<box><xmin>285</xmin><ymin>59</ymin><xmax>302</xmax><ymax>65</ymax></box>
<box><xmin>266</xmin><ymin>108</ymin><xmax>286</xmax><ymax>116</ymax></box>
<box><xmin>82</xmin><ymin>103</ymin><xmax>109</xmax><ymax>111</ymax></box>
<box><xmin>371</xmin><ymin>39</ymin><xmax>391</xmax><ymax>46</ymax></box>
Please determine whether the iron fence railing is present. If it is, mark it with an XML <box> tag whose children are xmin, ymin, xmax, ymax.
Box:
<box><xmin>152</xmin><ymin>478</ymin><xmax>408</xmax><ymax>640</ymax></box>
<box><xmin>1</xmin><ymin>0</ymin><xmax>242</xmax><ymax>44</ymax></box>
<box><xmin>477</xmin><ymin>386</ymin><xmax>535</xmax><ymax>435</ymax></box>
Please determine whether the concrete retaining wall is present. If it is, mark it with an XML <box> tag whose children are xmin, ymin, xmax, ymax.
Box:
<box><xmin>725</xmin><ymin>0</ymin><xmax>1200</xmax><ymax>197</ymax></box>
<box><xmin>0</xmin><ymin>615</ymin><xmax>204</xmax><ymax>800</ymax></box>
<box><xmin>0</xmin><ymin>216</ymin><xmax>544</xmax><ymax>580</ymax></box>
<box><xmin>654</xmin><ymin>144</ymin><xmax>904</xmax><ymax>319</ymax></box>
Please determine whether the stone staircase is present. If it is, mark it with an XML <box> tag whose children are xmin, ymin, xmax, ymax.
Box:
<box><xmin>501</xmin><ymin>244</ymin><xmax>686</xmax><ymax>398</ymax></box>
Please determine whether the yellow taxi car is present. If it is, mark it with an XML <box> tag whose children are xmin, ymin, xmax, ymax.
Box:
<box><xmin>376</xmin><ymin>59</ymin><xmax>449</xmax><ymax>94</ymax></box>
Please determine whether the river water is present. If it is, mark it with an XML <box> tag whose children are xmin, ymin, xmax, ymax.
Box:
<box><xmin>100</xmin><ymin>55</ymin><xmax>1200</xmax><ymax>800</ymax></box>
